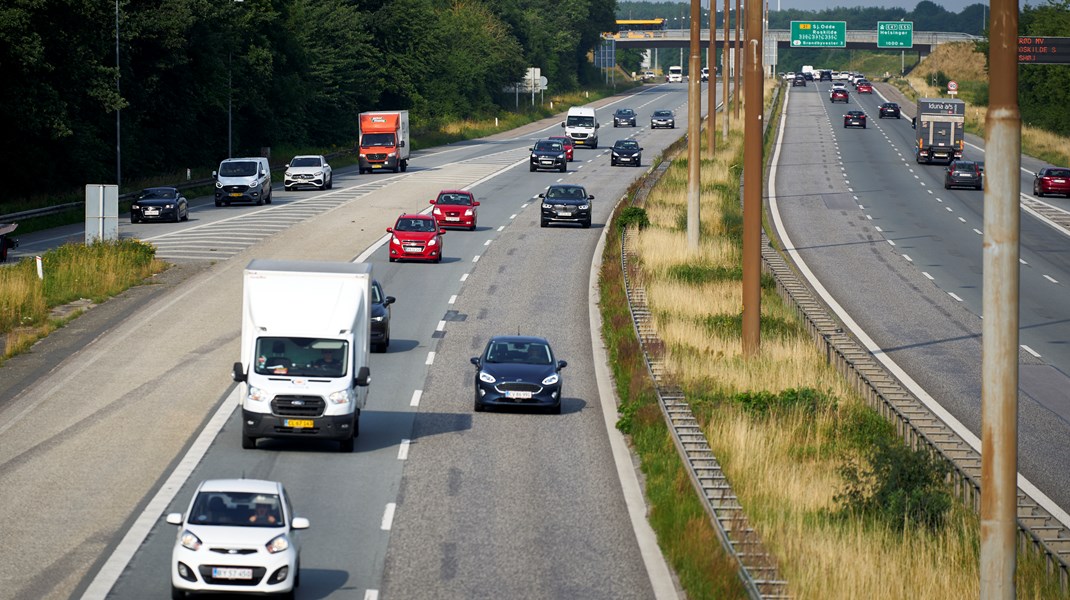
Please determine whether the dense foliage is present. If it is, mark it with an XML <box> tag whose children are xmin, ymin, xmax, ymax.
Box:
<box><xmin>0</xmin><ymin>0</ymin><xmax>614</xmax><ymax>202</ymax></box>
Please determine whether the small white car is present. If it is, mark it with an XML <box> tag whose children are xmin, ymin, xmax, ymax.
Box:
<box><xmin>167</xmin><ymin>479</ymin><xmax>309</xmax><ymax>599</ymax></box>
<box><xmin>831</xmin><ymin>82</ymin><xmax>847</xmax><ymax>91</ymax></box>
<box><xmin>284</xmin><ymin>154</ymin><xmax>333</xmax><ymax>191</ymax></box>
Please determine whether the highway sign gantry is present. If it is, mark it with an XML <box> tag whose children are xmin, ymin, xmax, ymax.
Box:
<box><xmin>790</xmin><ymin>21</ymin><xmax>846</xmax><ymax>48</ymax></box>
<box><xmin>877</xmin><ymin>21</ymin><xmax>914</xmax><ymax>48</ymax></box>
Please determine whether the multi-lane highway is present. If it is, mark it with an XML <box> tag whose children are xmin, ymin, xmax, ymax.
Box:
<box><xmin>0</xmin><ymin>82</ymin><xmax>713</xmax><ymax>599</ymax></box>
<box><xmin>769</xmin><ymin>80</ymin><xmax>1070</xmax><ymax>527</ymax></box>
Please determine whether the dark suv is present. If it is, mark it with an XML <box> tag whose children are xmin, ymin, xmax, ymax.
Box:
<box><xmin>878</xmin><ymin>102</ymin><xmax>901</xmax><ymax>119</ymax></box>
<box><xmin>540</xmin><ymin>184</ymin><xmax>593</xmax><ymax>228</ymax></box>
<box><xmin>945</xmin><ymin>160</ymin><xmax>984</xmax><ymax>190</ymax></box>
<box><xmin>613</xmin><ymin>108</ymin><xmax>637</xmax><ymax>127</ymax></box>
<box><xmin>529</xmin><ymin>139</ymin><xmax>568</xmax><ymax>173</ymax></box>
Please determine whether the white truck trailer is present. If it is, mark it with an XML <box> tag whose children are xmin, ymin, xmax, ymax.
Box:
<box><xmin>232</xmin><ymin>259</ymin><xmax>372</xmax><ymax>452</ymax></box>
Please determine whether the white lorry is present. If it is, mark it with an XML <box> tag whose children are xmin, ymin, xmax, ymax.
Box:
<box><xmin>561</xmin><ymin>106</ymin><xmax>600</xmax><ymax>149</ymax></box>
<box><xmin>232</xmin><ymin>259</ymin><xmax>372</xmax><ymax>452</ymax></box>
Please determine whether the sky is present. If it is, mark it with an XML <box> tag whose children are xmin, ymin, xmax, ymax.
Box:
<box><xmin>645</xmin><ymin>0</ymin><xmax>983</xmax><ymax>13</ymax></box>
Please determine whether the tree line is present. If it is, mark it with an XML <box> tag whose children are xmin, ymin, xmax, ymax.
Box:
<box><xmin>0</xmin><ymin>0</ymin><xmax>614</xmax><ymax>202</ymax></box>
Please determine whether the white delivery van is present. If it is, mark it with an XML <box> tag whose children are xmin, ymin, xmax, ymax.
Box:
<box><xmin>232</xmin><ymin>259</ymin><xmax>372</xmax><ymax>453</ymax></box>
<box><xmin>561</xmin><ymin>106</ymin><xmax>600</xmax><ymax>149</ymax></box>
<box><xmin>668</xmin><ymin>66</ymin><xmax>683</xmax><ymax>82</ymax></box>
<box><xmin>214</xmin><ymin>156</ymin><xmax>272</xmax><ymax>207</ymax></box>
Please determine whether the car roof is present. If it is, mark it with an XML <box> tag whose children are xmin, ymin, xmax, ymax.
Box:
<box><xmin>197</xmin><ymin>479</ymin><xmax>282</xmax><ymax>494</ymax></box>
<box><xmin>846</xmin><ymin>111</ymin><xmax>866</xmax><ymax>115</ymax></box>
<box><xmin>437</xmin><ymin>189</ymin><xmax>471</xmax><ymax>196</ymax></box>
<box><xmin>142</xmin><ymin>186</ymin><xmax>178</xmax><ymax>192</ymax></box>
<box><xmin>291</xmin><ymin>154</ymin><xmax>323</xmax><ymax>159</ymax></box>
<box><xmin>487</xmin><ymin>335</ymin><xmax>551</xmax><ymax>346</ymax></box>
<box><xmin>397</xmin><ymin>213</ymin><xmax>434</xmax><ymax>220</ymax></box>
<box><xmin>546</xmin><ymin>183</ymin><xmax>587</xmax><ymax>191</ymax></box>
<box><xmin>548</xmin><ymin>135</ymin><xmax>570</xmax><ymax>141</ymax></box>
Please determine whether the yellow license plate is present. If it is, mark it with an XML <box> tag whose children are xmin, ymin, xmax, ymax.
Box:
<box><xmin>285</xmin><ymin>419</ymin><xmax>314</xmax><ymax>428</ymax></box>
<box><xmin>229</xmin><ymin>192</ymin><xmax>242</xmax><ymax>197</ymax></box>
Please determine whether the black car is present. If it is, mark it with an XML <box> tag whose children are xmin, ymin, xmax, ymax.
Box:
<box><xmin>370</xmin><ymin>279</ymin><xmax>395</xmax><ymax>353</ymax></box>
<box><xmin>843</xmin><ymin>111</ymin><xmax>867</xmax><ymax>129</ymax></box>
<box><xmin>879</xmin><ymin>102</ymin><xmax>901</xmax><ymax>119</ymax></box>
<box><xmin>131</xmin><ymin>187</ymin><xmax>189</xmax><ymax>223</ymax></box>
<box><xmin>611</xmin><ymin>139</ymin><xmax>643</xmax><ymax>167</ymax></box>
<box><xmin>529</xmin><ymin>139</ymin><xmax>567</xmax><ymax>173</ymax></box>
<box><xmin>791</xmin><ymin>75</ymin><xmax>806</xmax><ymax>87</ymax></box>
<box><xmin>540</xmin><ymin>184</ymin><xmax>593</xmax><ymax>228</ymax></box>
<box><xmin>471</xmin><ymin>336</ymin><xmax>567</xmax><ymax>414</ymax></box>
<box><xmin>650</xmin><ymin>110</ymin><xmax>675</xmax><ymax>129</ymax></box>
<box><xmin>613</xmin><ymin>108</ymin><xmax>637</xmax><ymax>127</ymax></box>
<box><xmin>945</xmin><ymin>160</ymin><xmax>984</xmax><ymax>190</ymax></box>
<box><xmin>819</xmin><ymin>69</ymin><xmax>833</xmax><ymax>81</ymax></box>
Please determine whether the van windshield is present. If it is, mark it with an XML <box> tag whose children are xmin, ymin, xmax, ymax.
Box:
<box><xmin>254</xmin><ymin>337</ymin><xmax>349</xmax><ymax>377</ymax></box>
<box><xmin>219</xmin><ymin>161</ymin><xmax>258</xmax><ymax>177</ymax></box>
<box><xmin>566</xmin><ymin>115</ymin><xmax>595</xmax><ymax>128</ymax></box>
<box><xmin>362</xmin><ymin>133</ymin><xmax>396</xmax><ymax>148</ymax></box>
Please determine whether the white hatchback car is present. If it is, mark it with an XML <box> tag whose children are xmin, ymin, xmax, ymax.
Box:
<box><xmin>166</xmin><ymin>479</ymin><xmax>309</xmax><ymax>599</ymax></box>
<box><xmin>284</xmin><ymin>154</ymin><xmax>333</xmax><ymax>191</ymax></box>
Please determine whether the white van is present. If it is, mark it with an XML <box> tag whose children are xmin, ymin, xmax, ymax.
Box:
<box><xmin>214</xmin><ymin>156</ymin><xmax>272</xmax><ymax>207</ymax></box>
<box><xmin>561</xmin><ymin>106</ymin><xmax>599</xmax><ymax>149</ymax></box>
<box><xmin>667</xmin><ymin>66</ymin><xmax>683</xmax><ymax>83</ymax></box>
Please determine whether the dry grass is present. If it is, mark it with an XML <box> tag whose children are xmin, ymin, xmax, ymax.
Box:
<box><xmin>911</xmin><ymin>42</ymin><xmax>987</xmax><ymax>80</ymax></box>
<box><xmin>635</xmin><ymin>226</ymin><xmax>740</xmax><ymax>275</ymax></box>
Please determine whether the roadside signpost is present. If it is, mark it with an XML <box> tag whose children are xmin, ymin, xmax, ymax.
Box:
<box><xmin>1018</xmin><ymin>36</ymin><xmax>1070</xmax><ymax>64</ymax></box>
<box><xmin>790</xmin><ymin>21</ymin><xmax>846</xmax><ymax>48</ymax></box>
<box><xmin>948</xmin><ymin>80</ymin><xmax>959</xmax><ymax>98</ymax></box>
<box><xmin>877</xmin><ymin>21</ymin><xmax>914</xmax><ymax>48</ymax></box>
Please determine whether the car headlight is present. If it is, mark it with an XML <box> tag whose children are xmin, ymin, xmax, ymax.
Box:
<box><xmin>328</xmin><ymin>388</ymin><xmax>351</xmax><ymax>405</ymax></box>
<box><xmin>248</xmin><ymin>385</ymin><xmax>269</xmax><ymax>402</ymax></box>
<box><xmin>387</xmin><ymin>152</ymin><xmax>397</xmax><ymax>158</ymax></box>
<box><xmin>479</xmin><ymin>371</ymin><xmax>496</xmax><ymax>384</ymax></box>
<box><xmin>131</xmin><ymin>204</ymin><xmax>140</xmax><ymax>209</ymax></box>
<box><xmin>433</xmin><ymin>208</ymin><xmax>441</xmax><ymax>215</ymax></box>
<box><xmin>391</xmin><ymin>235</ymin><xmax>401</xmax><ymax>245</ymax></box>
<box><xmin>371</xmin><ymin>315</ymin><xmax>384</xmax><ymax>322</ymax></box>
<box><xmin>579</xmin><ymin>204</ymin><xmax>589</xmax><ymax>210</ymax></box>
<box><xmin>179</xmin><ymin>530</ymin><xmax>202</xmax><ymax>551</ymax></box>
<box><xmin>558</xmin><ymin>153</ymin><xmax>565</xmax><ymax>159</ymax></box>
<box><xmin>266</xmin><ymin>534</ymin><xmax>290</xmax><ymax>554</ymax></box>
<box><xmin>427</xmin><ymin>238</ymin><xmax>437</xmax><ymax>246</ymax></box>
<box><xmin>542</xmin><ymin>203</ymin><xmax>552</xmax><ymax>209</ymax></box>
<box><xmin>542</xmin><ymin>373</ymin><xmax>559</xmax><ymax>386</ymax></box>
<box><xmin>314</xmin><ymin>171</ymin><xmax>323</xmax><ymax>177</ymax></box>
<box><xmin>612</xmin><ymin>152</ymin><xmax>620</xmax><ymax>157</ymax></box>
<box><xmin>215</xmin><ymin>181</ymin><xmax>223</xmax><ymax>188</ymax></box>
<box><xmin>464</xmin><ymin>209</ymin><xmax>473</xmax><ymax>216</ymax></box>
<box><xmin>249</xmin><ymin>178</ymin><xmax>259</xmax><ymax>187</ymax></box>
<box><xmin>165</xmin><ymin>203</ymin><xmax>174</xmax><ymax>209</ymax></box>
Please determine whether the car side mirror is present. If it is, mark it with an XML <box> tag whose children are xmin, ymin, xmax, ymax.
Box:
<box><xmin>232</xmin><ymin>362</ymin><xmax>246</xmax><ymax>382</ymax></box>
<box><xmin>354</xmin><ymin>366</ymin><xmax>371</xmax><ymax>387</ymax></box>
<box><xmin>538</xmin><ymin>193</ymin><xmax>546</xmax><ymax>198</ymax></box>
<box><xmin>165</xmin><ymin>513</ymin><xmax>183</xmax><ymax>526</ymax></box>
<box><xmin>529</xmin><ymin>147</ymin><xmax>535</xmax><ymax>151</ymax></box>
<box><xmin>638</xmin><ymin>148</ymin><xmax>643</xmax><ymax>151</ymax></box>
<box><xmin>211</xmin><ymin>171</ymin><xmax>218</xmax><ymax>179</ymax></box>
<box><xmin>292</xmin><ymin>517</ymin><xmax>310</xmax><ymax>530</ymax></box>
<box><xmin>595</xmin><ymin>122</ymin><xmax>600</xmax><ymax>128</ymax></box>
<box><xmin>439</xmin><ymin>229</ymin><xmax>447</xmax><ymax>235</ymax></box>
<box><xmin>473</xmin><ymin>201</ymin><xmax>480</xmax><ymax>206</ymax></box>
<box><xmin>285</xmin><ymin>163</ymin><xmax>290</xmax><ymax>168</ymax></box>
<box><xmin>429</xmin><ymin>199</ymin><xmax>436</xmax><ymax>204</ymax></box>
<box><xmin>587</xmin><ymin>195</ymin><xmax>595</xmax><ymax>200</ymax></box>
<box><xmin>386</xmin><ymin>227</ymin><xmax>394</xmax><ymax>233</ymax></box>
<box><xmin>384</xmin><ymin>296</ymin><xmax>395</xmax><ymax>306</ymax></box>
<box><xmin>557</xmin><ymin>360</ymin><xmax>568</xmax><ymax>370</ymax></box>
<box><xmin>470</xmin><ymin>356</ymin><xmax>481</xmax><ymax>366</ymax></box>
<box><xmin>560</xmin><ymin>122</ymin><xmax>565</xmax><ymax>128</ymax></box>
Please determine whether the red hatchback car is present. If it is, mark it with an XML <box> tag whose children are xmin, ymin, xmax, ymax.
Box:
<box><xmin>548</xmin><ymin>136</ymin><xmax>574</xmax><ymax>162</ymax></box>
<box><xmin>1033</xmin><ymin>166</ymin><xmax>1070</xmax><ymax>197</ymax></box>
<box><xmin>856</xmin><ymin>82</ymin><xmax>873</xmax><ymax>94</ymax></box>
<box><xmin>387</xmin><ymin>214</ymin><xmax>445</xmax><ymax>263</ymax></box>
<box><xmin>430</xmin><ymin>190</ymin><xmax>480</xmax><ymax>230</ymax></box>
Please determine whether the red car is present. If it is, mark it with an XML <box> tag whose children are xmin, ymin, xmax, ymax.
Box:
<box><xmin>830</xmin><ymin>89</ymin><xmax>849</xmax><ymax>103</ymax></box>
<box><xmin>1033</xmin><ymin>166</ymin><xmax>1070</xmax><ymax>197</ymax></box>
<box><xmin>856</xmin><ymin>82</ymin><xmax>873</xmax><ymax>94</ymax></box>
<box><xmin>387</xmin><ymin>214</ymin><xmax>445</xmax><ymax>263</ymax></box>
<box><xmin>430</xmin><ymin>190</ymin><xmax>479</xmax><ymax>230</ymax></box>
<box><xmin>548</xmin><ymin>136</ymin><xmax>574</xmax><ymax>162</ymax></box>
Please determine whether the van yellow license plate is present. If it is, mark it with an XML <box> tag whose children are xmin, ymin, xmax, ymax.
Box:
<box><xmin>285</xmin><ymin>419</ymin><xmax>314</xmax><ymax>429</ymax></box>
<box><xmin>229</xmin><ymin>192</ymin><xmax>242</xmax><ymax>197</ymax></box>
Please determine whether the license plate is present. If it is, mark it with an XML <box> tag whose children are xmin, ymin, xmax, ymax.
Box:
<box><xmin>541</xmin><ymin>161</ymin><xmax>553</xmax><ymax>165</ymax></box>
<box><xmin>1055</xmin><ymin>179</ymin><xmax>1066</xmax><ymax>183</ymax></box>
<box><xmin>558</xmin><ymin>211</ymin><xmax>572</xmax><ymax>217</ymax></box>
<box><xmin>505</xmin><ymin>391</ymin><xmax>532</xmax><ymax>399</ymax></box>
<box><xmin>212</xmin><ymin>567</ymin><xmax>253</xmax><ymax>580</ymax></box>
<box><xmin>445</xmin><ymin>217</ymin><xmax>460</xmax><ymax>221</ymax></box>
<box><xmin>144</xmin><ymin>209</ymin><xmax>159</xmax><ymax>216</ymax></box>
<box><xmin>372</xmin><ymin>164</ymin><xmax>382</xmax><ymax>169</ymax></box>
<box><xmin>404</xmin><ymin>247</ymin><xmax>422</xmax><ymax>253</ymax></box>
<box><xmin>960</xmin><ymin>173</ymin><xmax>973</xmax><ymax>177</ymax></box>
<box><xmin>229</xmin><ymin>192</ymin><xmax>242</xmax><ymax>197</ymax></box>
<box><xmin>285</xmin><ymin>419</ymin><xmax>314</xmax><ymax>428</ymax></box>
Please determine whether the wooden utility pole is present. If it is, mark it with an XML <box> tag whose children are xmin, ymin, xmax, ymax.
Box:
<box><xmin>741</xmin><ymin>0</ymin><xmax>762</xmax><ymax>356</ymax></box>
<box><xmin>734</xmin><ymin>0</ymin><xmax>741</xmax><ymax>119</ymax></box>
<box><xmin>722</xmin><ymin>0</ymin><xmax>730</xmax><ymax>138</ymax></box>
<box><xmin>687</xmin><ymin>0</ymin><xmax>702</xmax><ymax>250</ymax></box>
<box><xmin>707</xmin><ymin>4</ymin><xmax>716</xmax><ymax>157</ymax></box>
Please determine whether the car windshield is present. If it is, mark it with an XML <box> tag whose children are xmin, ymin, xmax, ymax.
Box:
<box><xmin>218</xmin><ymin>161</ymin><xmax>257</xmax><ymax>177</ymax></box>
<box><xmin>566</xmin><ymin>115</ymin><xmax>595</xmax><ymax>127</ymax></box>
<box><xmin>189</xmin><ymin>491</ymin><xmax>283</xmax><ymax>528</ymax></box>
<box><xmin>1046</xmin><ymin>168</ymin><xmax>1070</xmax><ymax>177</ymax></box>
<box><xmin>615</xmin><ymin>141</ymin><xmax>639</xmax><ymax>151</ymax></box>
<box><xmin>254</xmin><ymin>337</ymin><xmax>348</xmax><ymax>377</ymax></box>
<box><xmin>545</xmin><ymin>186</ymin><xmax>586</xmax><ymax>200</ymax></box>
<box><xmin>140</xmin><ymin>189</ymin><xmax>176</xmax><ymax>200</ymax></box>
<box><xmin>437</xmin><ymin>193</ymin><xmax>472</xmax><ymax>205</ymax></box>
<box><xmin>653</xmin><ymin>111</ymin><xmax>672</xmax><ymax>117</ymax></box>
<box><xmin>616</xmin><ymin>109</ymin><xmax>634</xmax><ymax>117</ymax></box>
<box><xmin>289</xmin><ymin>157</ymin><xmax>322</xmax><ymax>168</ymax></box>
<box><xmin>485</xmin><ymin>341</ymin><xmax>552</xmax><ymax>365</ymax></box>
<box><xmin>535</xmin><ymin>141</ymin><xmax>563</xmax><ymax>152</ymax></box>
<box><xmin>361</xmin><ymin>133</ymin><xmax>396</xmax><ymax>148</ymax></box>
<box><xmin>395</xmin><ymin>217</ymin><xmax>437</xmax><ymax>232</ymax></box>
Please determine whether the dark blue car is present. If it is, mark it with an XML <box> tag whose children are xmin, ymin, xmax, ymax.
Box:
<box><xmin>471</xmin><ymin>336</ymin><xmax>567</xmax><ymax>414</ymax></box>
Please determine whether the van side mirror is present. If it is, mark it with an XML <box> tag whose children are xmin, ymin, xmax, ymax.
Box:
<box><xmin>232</xmin><ymin>362</ymin><xmax>246</xmax><ymax>382</ymax></box>
<box><xmin>355</xmin><ymin>366</ymin><xmax>371</xmax><ymax>387</ymax></box>
<box><xmin>399</xmin><ymin>140</ymin><xmax>405</xmax><ymax>148</ymax></box>
<box><xmin>212</xmin><ymin>171</ymin><xmax>218</xmax><ymax>179</ymax></box>
<box><xmin>595</xmin><ymin>122</ymin><xmax>600</xmax><ymax>128</ymax></box>
<box><xmin>560</xmin><ymin>122</ymin><xmax>565</xmax><ymax>128</ymax></box>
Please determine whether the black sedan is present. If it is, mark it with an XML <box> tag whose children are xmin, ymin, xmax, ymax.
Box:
<box><xmin>843</xmin><ymin>111</ymin><xmax>867</xmax><ymax>129</ymax></box>
<box><xmin>539</xmin><ymin>184</ymin><xmax>593</xmax><ymax>228</ymax></box>
<box><xmin>131</xmin><ymin>187</ymin><xmax>189</xmax><ymax>223</ymax></box>
<box><xmin>650</xmin><ymin>110</ymin><xmax>675</xmax><ymax>129</ymax></box>
<box><xmin>792</xmin><ymin>75</ymin><xmax>806</xmax><ymax>87</ymax></box>
<box><xmin>879</xmin><ymin>102</ymin><xmax>902</xmax><ymax>119</ymax></box>
<box><xmin>370</xmin><ymin>279</ymin><xmax>395</xmax><ymax>353</ymax></box>
<box><xmin>945</xmin><ymin>160</ymin><xmax>984</xmax><ymax>190</ymax></box>
<box><xmin>611</xmin><ymin>139</ymin><xmax>642</xmax><ymax>167</ymax></box>
<box><xmin>613</xmin><ymin>108</ymin><xmax>637</xmax><ymax>127</ymax></box>
<box><xmin>529</xmin><ymin>139</ymin><xmax>567</xmax><ymax>173</ymax></box>
<box><xmin>471</xmin><ymin>336</ymin><xmax>567</xmax><ymax>414</ymax></box>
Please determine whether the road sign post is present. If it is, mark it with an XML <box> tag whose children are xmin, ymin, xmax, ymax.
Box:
<box><xmin>790</xmin><ymin>21</ymin><xmax>846</xmax><ymax>48</ymax></box>
<box><xmin>948</xmin><ymin>80</ymin><xmax>958</xmax><ymax>98</ymax></box>
<box><xmin>877</xmin><ymin>21</ymin><xmax>914</xmax><ymax>49</ymax></box>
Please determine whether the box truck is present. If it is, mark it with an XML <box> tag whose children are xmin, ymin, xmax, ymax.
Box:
<box><xmin>359</xmin><ymin>111</ymin><xmax>409</xmax><ymax>174</ymax></box>
<box><xmin>232</xmin><ymin>259</ymin><xmax>372</xmax><ymax>453</ymax></box>
<box><xmin>915</xmin><ymin>98</ymin><xmax>966</xmax><ymax>165</ymax></box>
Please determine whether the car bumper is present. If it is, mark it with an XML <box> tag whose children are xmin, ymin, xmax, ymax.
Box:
<box><xmin>215</xmin><ymin>189</ymin><xmax>265</xmax><ymax>204</ymax></box>
<box><xmin>435</xmin><ymin>215</ymin><xmax>475</xmax><ymax>228</ymax></box>
<box><xmin>531</xmin><ymin>159</ymin><xmax>565</xmax><ymax>171</ymax></box>
<box><xmin>389</xmin><ymin>242</ymin><xmax>441</xmax><ymax>261</ymax></box>
<box><xmin>133</xmin><ymin>207</ymin><xmax>180</xmax><ymax>220</ymax></box>
<box><xmin>475</xmin><ymin>382</ymin><xmax>561</xmax><ymax>410</ymax></box>
<box><xmin>614</xmin><ymin>119</ymin><xmax>636</xmax><ymax>126</ymax></box>
<box><xmin>541</xmin><ymin>209</ymin><xmax>591</xmax><ymax>224</ymax></box>
<box><xmin>172</xmin><ymin>546</ymin><xmax>296</xmax><ymax>594</ymax></box>
<box><xmin>612</xmin><ymin>155</ymin><xmax>641</xmax><ymax>165</ymax></box>
<box><xmin>1039</xmin><ymin>183</ymin><xmax>1070</xmax><ymax>194</ymax></box>
<box><xmin>242</xmin><ymin>409</ymin><xmax>355</xmax><ymax>441</ymax></box>
<box><xmin>359</xmin><ymin>155</ymin><xmax>400</xmax><ymax>171</ymax></box>
<box><xmin>651</xmin><ymin>121</ymin><xmax>674</xmax><ymax>128</ymax></box>
<box><xmin>285</xmin><ymin>175</ymin><xmax>326</xmax><ymax>188</ymax></box>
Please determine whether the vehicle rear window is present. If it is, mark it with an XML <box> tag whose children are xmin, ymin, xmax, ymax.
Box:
<box><xmin>1047</xmin><ymin>169</ymin><xmax>1070</xmax><ymax>177</ymax></box>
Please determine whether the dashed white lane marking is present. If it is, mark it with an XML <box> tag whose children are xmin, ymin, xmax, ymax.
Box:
<box><xmin>949</xmin><ymin>292</ymin><xmax>964</xmax><ymax>302</ymax></box>
<box><xmin>1021</xmin><ymin>259</ymin><xmax>1029</xmax><ymax>265</ymax></box>
<box><xmin>410</xmin><ymin>389</ymin><xmax>422</xmax><ymax>407</ymax></box>
<box><xmin>484</xmin><ymin>240</ymin><xmax>492</xmax><ymax>246</ymax></box>
<box><xmin>498</xmin><ymin>225</ymin><xmax>505</xmax><ymax>232</ymax></box>
<box><xmin>1022</xmin><ymin>345</ymin><xmax>1042</xmax><ymax>358</ymax></box>
<box><xmin>958</xmin><ymin>217</ymin><xmax>967</xmax><ymax>223</ymax></box>
<box><xmin>436</xmin><ymin>320</ymin><xmax>446</xmax><ymax>332</ymax></box>
<box><xmin>887</xmin><ymin>240</ymin><xmax>896</xmax><ymax>246</ymax></box>
<box><xmin>1044</xmin><ymin>274</ymin><xmax>1059</xmax><ymax>284</ymax></box>
<box><xmin>866</xmin><ymin>215</ymin><xmax>873</xmax><ymax>220</ymax></box>
<box><xmin>510</xmin><ymin>214</ymin><xmax>518</xmax><ymax>219</ymax></box>
<box><xmin>425</xmin><ymin>352</ymin><xmax>435</xmax><ymax>365</ymax></box>
<box><xmin>448</xmin><ymin>295</ymin><xmax>457</xmax><ymax>305</ymax></box>
<box><xmin>364</xmin><ymin>591</ymin><xmax>379</xmax><ymax>600</ymax></box>
<box><xmin>473</xmin><ymin>255</ymin><xmax>480</xmax><ymax>262</ymax></box>
<box><xmin>875</xmin><ymin>226</ymin><xmax>883</xmax><ymax>232</ymax></box>
<box><xmin>460</xmin><ymin>274</ymin><xmax>468</xmax><ymax>282</ymax></box>
<box><xmin>946</xmin><ymin>207</ymin><xmax>953</xmax><ymax>212</ymax></box>
<box><xmin>381</xmin><ymin>503</ymin><xmax>396</xmax><ymax>530</ymax></box>
<box><xmin>974</xmin><ymin>229</ymin><xmax>983</xmax><ymax>235</ymax></box>
<box><xmin>923</xmin><ymin>272</ymin><xmax>935</xmax><ymax>280</ymax></box>
<box><xmin>398</xmin><ymin>439</ymin><xmax>411</xmax><ymax>460</ymax></box>
<box><xmin>903</xmin><ymin>254</ymin><xmax>913</xmax><ymax>262</ymax></box>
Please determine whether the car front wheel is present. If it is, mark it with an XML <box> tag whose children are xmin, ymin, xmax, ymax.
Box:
<box><xmin>241</xmin><ymin>435</ymin><xmax>256</xmax><ymax>450</ymax></box>
<box><xmin>171</xmin><ymin>585</ymin><xmax>186</xmax><ymax>600</ymax></box>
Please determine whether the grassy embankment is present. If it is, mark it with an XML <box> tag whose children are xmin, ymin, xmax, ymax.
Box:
<box><xmin>601</xmin><ymin>78</ymin><xmax>1069</xmax><ymax>598</ymax></box>
<box><xmin>887</xmin><ymin>41</ymin><xmax>1070</xmax><ymax>167</ymax></box>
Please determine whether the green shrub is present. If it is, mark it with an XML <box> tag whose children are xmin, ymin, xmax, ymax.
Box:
<box><xmin>730</xmin><ymin>387</ymin><xmax>836</xmax><ymax>417</ymax></box>
<box><xmin>617</xmin><ymin>206</ymin><xmax>650</xmax><ymax>231</ymax></box>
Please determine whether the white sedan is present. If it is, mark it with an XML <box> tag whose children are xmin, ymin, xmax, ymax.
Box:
<box><xmin>284</xmin><ymin>154</ymin><xmax>333</xmax><ymax>191</ymax></box>
<box><xmin>167</xmin><ymin>479</ymin><xmax>309</xmax><ymax>599</ymax></box>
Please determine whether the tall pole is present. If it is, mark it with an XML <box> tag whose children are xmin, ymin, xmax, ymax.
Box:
<box><xmin>707</xmin><ymin>2</ymin><xmax>716</xmax><ymax>157</ymax></box>
<box><xmin>980</xmin><ymin>0</ymin><xmax>1020</xmax><ymax>596</ymax></box>
<box><xmin>687</xmin><ymin>0</ymin><xmax>702</xmax><ymax>250</ymax></box>
<box><xmin>722</xmin><ymin>0</ymin><xmax>730</xmax><ymax>139</ymax></box>
<box><xmin>741</xmin><ymin>0</ymin><xmax>762</xmax><ymax>356</ymax></box>
<box><xmin>734</xmin><ymin>0</ymin><xmax>741</xmax><ymax>119</ymax></box>
<box><xmin>115</xmin><ymin>0</ymin><xmax>121</xmax><ymax>189</ymax></box>
<box><xmin>228</xmin><ymin>52</ymin><xmax>233</xmax><ymax>158</ymax></box>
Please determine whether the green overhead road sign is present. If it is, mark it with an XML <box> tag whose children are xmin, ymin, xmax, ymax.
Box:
<box><xmin>790</xmin><ymin>21</ymin><xmax>846</xmax><ymax>48</ymax></box>
<box><xmin>878</xmin><ymin>21</ymin><xmax>914</xmax><ymax>48</ymax></box>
